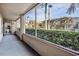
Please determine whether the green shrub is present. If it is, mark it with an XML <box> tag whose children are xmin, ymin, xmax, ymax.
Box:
<box><xmin>26</xmin><ymin>29</ymin><xmax>79</xmax><ymax>51</ymax></box>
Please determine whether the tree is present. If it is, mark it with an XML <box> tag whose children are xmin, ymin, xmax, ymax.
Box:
<box><xmin>66</xmin><ymin>3</ymin><xmax>79</xmax><ymax>31</ymax></box>
<box><xmin>67</xmin><ymin>3</ymin><xmax>76</xmax><ymax>15</ymax></box>
<box><xmin>66</xmin><ymin>3</ymin><xmax>79</xmax><ymax>15</ymax></box>
<box><xmin>28</xmin><ymin>20</ymin><xmax>35</xmax><ymax>29</ymax></box>
<box><xmin>38</xmin><ymin>21</ymin><xmax>45</xmax><ymax>29</ymax></box>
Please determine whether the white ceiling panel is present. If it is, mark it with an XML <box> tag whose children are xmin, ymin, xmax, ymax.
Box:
<box><xmin>0</xmin><ymin>3</ymin><xmax>37</xmax><ymax>21</ymax></box>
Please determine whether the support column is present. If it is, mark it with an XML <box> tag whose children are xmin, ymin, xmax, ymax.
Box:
<box><xmin>20</xmin><ymin>16</ymin><xmax>25</xmax><ymax>39</ymax></box>
<box><xmin>0</xmin><ymin>14</ymin><xmax>3</xmax><ymax>42</ymax></box>
<box><xmin>11</xmin><ymin>21</ymin><xmax>16</xmax><ymax>34</ymax></box>
<box><xmin>3</xmin><ymin>21</ymin><xmax>5</xmax><ymax>36</ymax></box>
<box><xmin>35</xmin><ymin>8</ymin><xmax>37</xmax><ymax>37</ymax></box>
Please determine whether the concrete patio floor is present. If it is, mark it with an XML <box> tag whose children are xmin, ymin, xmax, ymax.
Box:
<box><xmin>0</xmin><ymin>34</ymin><xmax>39</xmax><ymax>56</ymax></box>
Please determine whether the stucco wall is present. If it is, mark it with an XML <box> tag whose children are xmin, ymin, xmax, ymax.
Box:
<box><xmin>23</xmin><ymin>34</ymin><xmax>77</xmax><ymax>56</ymax></box>
<box><xmin>0</xmin><ymin>14</ymin><xmax>3</xmax><ymax>42</ymax></box>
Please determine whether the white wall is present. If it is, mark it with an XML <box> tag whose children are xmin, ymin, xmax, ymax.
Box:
<box><xmin>0</xmin><ymin>14</ymin><xmax>3</xmax><ymax>42</ymax></box>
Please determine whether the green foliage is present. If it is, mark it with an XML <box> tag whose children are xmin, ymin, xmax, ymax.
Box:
<box><xmin>26</xmin><ymin>29</ymin><xmax>79</xmax><ymax>51</ymax></box>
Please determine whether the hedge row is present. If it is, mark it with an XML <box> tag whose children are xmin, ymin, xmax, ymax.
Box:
<box><xmin>26</xmin><ymin>29</ymin><xmax>79</xmax><ymax>51</ymax></box>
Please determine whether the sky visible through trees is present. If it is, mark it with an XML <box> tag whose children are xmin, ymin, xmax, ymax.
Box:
<box><xmin>24</xmin><ymin>3</ymin><xmax>79</xmax><ymax>22</ymax></box>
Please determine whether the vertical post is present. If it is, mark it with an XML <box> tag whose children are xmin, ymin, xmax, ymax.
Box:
<box><xmin>35</xmin><ymin>8</ymin><xmax>37</xmax><ymax>37</ymax></box>
<box><xmin>45</xmin><ymin>3</ymin><xmax>48</xmax><ymax>30</ymax></box>
<box><xmin>3</xmin><ymin>21</ymin><xmax>5</xmax><ymax>36</ymax></box>
<box><xmin>20</xmin><ymin>16</ymin><xmax>25</xmax><ymax>39</ymax></box>
<box><xmin>20</xmin><ymin>16</ymin><xmax>25</xmax><ymax>34</ymax></box>
<box><xmin>11</xmin><ymin>21</ymin><xmax>16</xmax><ymax>34</ymax></box>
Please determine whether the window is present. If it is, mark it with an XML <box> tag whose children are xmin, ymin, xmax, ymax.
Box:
<box><xmin>24</xmin><ymin>8</ymin><xmax>35</xmax><ymax>36</ymax></box>
<box><xmin>36</xmin><ymin>4</ymin><xmax>46</xmax><ymax>37</ymax></box>
<box><xmin>24</xmin><ymin>3</ymin><xmax>79</xmax><ymax>52</ymax></box>
<box><xmin>16</xmin><ymin>18</ymin><xmax>20</xmax><ymax>31</ymax></box>
<box><xmin>36</xmin><ymin>4</ymin><xmax>45</xmax><ymax>30</ymax></box>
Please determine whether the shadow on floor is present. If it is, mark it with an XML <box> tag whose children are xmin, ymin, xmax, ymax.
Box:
<box><xmin>16</xmin><ymin>35</ymin><xmax>40</xmax><ymax>56</ymax></box>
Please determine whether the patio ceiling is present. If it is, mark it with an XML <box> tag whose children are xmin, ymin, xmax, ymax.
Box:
<box><xmin>0</xmin><ymin>3</ymin><xmax>37</xmax><ymax>21</ymax></box>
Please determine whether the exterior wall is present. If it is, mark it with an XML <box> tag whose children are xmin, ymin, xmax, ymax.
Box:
<box><xmin>66</xmin><ymin>18</ymin><xmax>79</xmax><ymax>32</ymax></box>
<box><xmin>73</xmin><ymin>20</ymin><xmax>79</xmax><ymax>32</ymax></box>
<box><xmin>0</xmin><ymin>14</ymin><xmax>3</xmax><ymax>42</ymax></box>
<box><xmin>15</xmin><ymin>30</ymin><xmax>22</xmax><ymax>39</ymax></box>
